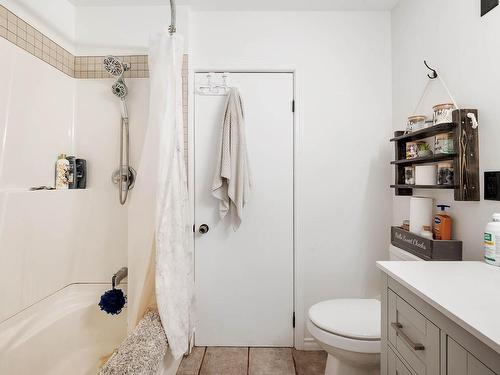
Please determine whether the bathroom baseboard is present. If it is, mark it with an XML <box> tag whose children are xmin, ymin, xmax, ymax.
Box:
<box><xmin>302</xmin><ymin>338</ymin><xmax>321</xmax><ymax>351</ymax></box>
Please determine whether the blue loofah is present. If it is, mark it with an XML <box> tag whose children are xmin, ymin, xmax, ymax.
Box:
<box><xmin>99</xmin><ymin>288</ymin><xmax>127</xmax><ymax>315</ymax></box>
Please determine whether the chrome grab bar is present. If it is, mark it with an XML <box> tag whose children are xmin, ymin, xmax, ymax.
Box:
<box><xmin>391</xmin><ymin>322</ymin><xmax>425</xmax><ymax>351</ymax></box>
<box><xmin>119</xmin><ymin>116</ymin><xmax>129</xmax><ymax>205</ymax></box>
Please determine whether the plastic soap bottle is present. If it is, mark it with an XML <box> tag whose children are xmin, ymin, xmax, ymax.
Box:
<box><xmin>433</xmin><ymin>205</ymin><xmax>452</xmax><ymax>240</ymax></box>
<box><xmin>55</xmin><ymin>154</ymin><xmax>69</xmax><ymax>189</ymax></box>
<box><xmin>484</xmin><ymin>213</ymin><xmax>500</xmax><ymax>266</ymax></box>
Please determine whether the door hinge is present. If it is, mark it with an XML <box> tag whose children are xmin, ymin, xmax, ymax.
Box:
<box><xmin>192</xmin><ymin>224</ymin><xmax>195</xmax><ymax>233</ymax></box>
<box><xmin>292</xmin><ymin>312</ymin><xmax>295</xmax><ymax>328</ymax></box>
<box><xmin>292</xmin><ymin>100</ymin><xmax>295</xmax><ymax>113</ymax></box>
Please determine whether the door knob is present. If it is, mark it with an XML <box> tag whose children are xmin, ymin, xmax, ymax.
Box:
<box><xmin>199</xmin><ymin>224</ymin><xmax>209</xmax><ymax>234</ymax></box>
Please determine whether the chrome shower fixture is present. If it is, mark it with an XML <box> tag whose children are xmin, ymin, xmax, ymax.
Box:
<box><xmin>169</xmin><ymin>0</ymin><xmax>177</xmax><ymax>35</ymax></box>
<box><xmin>104</xmin><ymin>56</ymin><xmax>135</xmax><ymax>206</ymax></box>
<box><xmin>112</xmin><ymin>79</ymin><xmax>128</xmax><ymax>100</ymax></box>
<box><xmin>112</xmin><ymin>79</ymin><xmax>129</xmax><ymax>119</ymax></box>
<box><xmin>103</xmin><ymin>56</ymin><xmax>129</xmax><ymax>78</ymax></box>
<box><xmin>106</xmin><ymin>56</ymin><xmax>129</xmax><ymax>120</ymax></box>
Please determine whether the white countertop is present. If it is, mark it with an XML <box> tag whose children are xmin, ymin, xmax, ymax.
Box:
<box><xmin>377</xmin><ymin>261</ymin><xmax>500</xmax><ymax>354</ymax></box>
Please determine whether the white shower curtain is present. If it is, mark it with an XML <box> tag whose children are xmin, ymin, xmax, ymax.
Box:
<box><xmin>149</xmin><ymin>30</ymin><xmax>194</xmax><ymax>359</ymax></box>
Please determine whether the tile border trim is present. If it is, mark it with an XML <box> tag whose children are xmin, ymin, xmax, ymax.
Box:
<box><xmin>75</xmin><ymin>55</ymin><xmax>149</xmax><ymax>79</ymax></box>
<box><xmin>1</xmin><ymin>5</ymin><xmax>75</xmax><ymax>77</ymax></box>
<box><xmin>0</xmin><ymin>5</ymin><xmax>151</xmax><ymax>79</ymax></box>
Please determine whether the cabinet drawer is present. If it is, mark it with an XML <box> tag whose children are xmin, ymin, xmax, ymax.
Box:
<box><xmin>388</xmin><ymin>347</ymin><xmax>414</xmax><ymax>375</ymax></box>
<box><xmin>388</xmin><ymin>289</ymin><xmax>440</xmax><ymax>375</ymax></box>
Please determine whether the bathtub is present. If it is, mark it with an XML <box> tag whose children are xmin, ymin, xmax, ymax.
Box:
<box><xmin>0</xmin><ymin>283</ymin><xmax>127</xmax><ymax>375</ymax></box>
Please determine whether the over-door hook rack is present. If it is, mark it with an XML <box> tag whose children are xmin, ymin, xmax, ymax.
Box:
<box><xmin>424</xmin><ymin>60</ymin><xmax>438</xmax><ymax>79</ymax></box>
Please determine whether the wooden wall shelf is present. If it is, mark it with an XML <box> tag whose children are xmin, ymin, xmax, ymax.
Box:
<box><xmin>391</xmin><ymin>153</ymin><xmax>457</xmax><ymax>166</ymax></box>
<box><xmin>391</xmin><ymin>109</ymin><xmax>480</xmax><ymax>201</ymax></box>
<box><xmin>390</xmin><ymin>184</ymin><xmax>457</xmax><ymax>190</ymax></box>
<box><xmin>390</xmin><ymin>122</ymin><xmax>456</xmax><ymax>142</ymax></box>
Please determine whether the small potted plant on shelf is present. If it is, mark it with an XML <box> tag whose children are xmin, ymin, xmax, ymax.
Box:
<box><xmin>417</xmin><ymin>143</ymin><xmax>433</xmax><ymax>157</ymax></box>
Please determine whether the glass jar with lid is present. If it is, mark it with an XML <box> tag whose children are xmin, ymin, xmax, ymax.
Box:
<box><xmin>406</xmin><ymin>115</ymin><xmax>427</xmax><ymax>132</ymax></box>
<box><xmin>433</xmin><ymin>103</ymin><xmax>456</xmax><ymax>125</ymax></box>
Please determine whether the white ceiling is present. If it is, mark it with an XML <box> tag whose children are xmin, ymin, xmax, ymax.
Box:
<box><xmin>68</xmin><ymin>0</ymin><xmax>400</xmax><ymax>11</ymax></box>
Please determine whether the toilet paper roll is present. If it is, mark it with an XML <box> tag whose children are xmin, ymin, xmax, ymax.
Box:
<box><xmin>415</xmin><ymin>165</ymin><xmax>438</xmax><ymax>185</ymax></box>
<box><xmin>410</xmin><ymin>196</ymin><xmax>434</xmax><ymax>234</ymax></box>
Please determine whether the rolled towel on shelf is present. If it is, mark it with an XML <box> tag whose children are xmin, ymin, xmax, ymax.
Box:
<box><xmin>99</xmin><ymin>310</ymin><xmax>168</xmax><ymax>375</ymax></box>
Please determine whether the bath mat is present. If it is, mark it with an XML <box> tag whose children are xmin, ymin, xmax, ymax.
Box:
<box><xmin>99</xmin><ymin>311</ymin><xmax>168</xmax><ymax>375</ymax></box>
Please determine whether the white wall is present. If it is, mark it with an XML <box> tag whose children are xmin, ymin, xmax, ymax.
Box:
<box><xmin>189</xmin><ymin>10</ymin><xmax>393</xmax><ymax>348</ymax></box>
<box><xmin>392</xmin><ymin>0</ymin><xmax>500</xmax><ymax>260</ymax></box>
<box><xmin>73</xmin><ymin>78</ymin><xmax>148</xmax><ymax>283</ymax></box>
<box><xmin>1</xmin><ymin>0</ymin><xmax>76</xmax><ymax>53</ymax></box>
<box><xmin>0</xmin><ymin>37</ymin><xmax>127</xmax><ymax>322</ymax></box>
<box><xmin>0</xmin><ymin>39</ymin><xmax>74</xmax><ymax>189</ymax></box>
<box><xmin>0</xmin><ymin>1</ymin><xmax>189</xmax><ymax>55</ymax></box>
<box><xmin>0</xmin><ymin>38</ymin><xmax>75</xmax><ymax>321</ymax></box>
<box><xmin>75</xmin><ymin>5</ymin><xmax>190</xmax><ymax>55</ymax></box>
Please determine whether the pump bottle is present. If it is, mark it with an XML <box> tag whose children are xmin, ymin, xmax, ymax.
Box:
<box><xmin>433</xmin><ymin>205</ymin><xmax>452</xmax><ymax>240</ymax></box>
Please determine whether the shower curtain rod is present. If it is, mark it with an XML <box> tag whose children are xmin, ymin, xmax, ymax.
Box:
<box><xmin>169</xmin><ymin>0</ymin><xmax>177</xmax><ymax>34</ymax></box>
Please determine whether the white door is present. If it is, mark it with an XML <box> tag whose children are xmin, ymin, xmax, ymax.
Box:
<box><xmin>194</xmin><ymin>72</ymin><xmax>294</xmax><ymax>347</ymax></box>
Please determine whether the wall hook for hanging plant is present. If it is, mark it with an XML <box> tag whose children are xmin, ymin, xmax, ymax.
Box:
<box><xmin>424</xmin><ymin>60</ymin><xmax>438</xmax><ymax>79</ymax></box>
<box><xmin>481</xmin><ymin>0</ymin><xmax>498</xmax><ymax>16</ymax></box>
<box><xmin>413</xmin><ymin>60</ymin><xmax>458</xmax><ymax>117</ymax></box>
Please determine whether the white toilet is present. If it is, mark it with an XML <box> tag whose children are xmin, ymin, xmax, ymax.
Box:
<box><xmin>307</xmin><ymin>245</ymin><xmax>423</xmax><ymax>375</ymax></box>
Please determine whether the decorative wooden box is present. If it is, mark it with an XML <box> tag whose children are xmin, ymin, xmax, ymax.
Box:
<box><xmin>391</xmin><ymin>226</ymin><xmax>462</xmax><ymax>261</ymax></box>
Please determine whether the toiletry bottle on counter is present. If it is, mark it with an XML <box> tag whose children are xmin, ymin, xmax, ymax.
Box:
<box><xmin>433</xmin><ymin>205</ymin><xmax>452</xmax><ymax>240</ymax></box>
<box><xmin>484</xmin><ymin>214</ymin><xmax>500</xmax><ymax>266</ymax></box>
<box><xmin>55</xmin><ymin>154</ymin><xmax>69</xmax><ymax>189</ymax></box>
<box><xmin>420</xmin><ymin>225</ymin><xmax>433</xmax><ymax>239</ymax></box>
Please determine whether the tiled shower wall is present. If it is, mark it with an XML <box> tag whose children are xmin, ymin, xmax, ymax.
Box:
<box><xmin>0</xmin><ymin>5</ymin><xmax>187</xmax><ymax>82</ymax></box>
<box><xmin>75</xmin><ymin>55</ymin><xmax>149</xmax><ymax>79</ymax></box>
<box><xmin>0</xmin><ymin>5</ymin><xmax>75</xmax><ymax>76</ymax></box>
<box><xmin>0</xmin><ymin>4</ymin><xmax>189</xmax><ymax>322</ymax></box>
<box><xmin>0</xmin><ymin>3</ymin><xmax>188</xmax><ymax>160</ymax></box>
<box><xmin>0</xmin><ymin>4</ymin><xmax>150</xmax><ymax>79</ymax></box>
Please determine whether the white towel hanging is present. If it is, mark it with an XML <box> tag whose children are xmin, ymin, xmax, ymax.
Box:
<box><xmin>211</xmin><ymin>87</ymin><xmax>251</xmax><ymax>230</ymax></box>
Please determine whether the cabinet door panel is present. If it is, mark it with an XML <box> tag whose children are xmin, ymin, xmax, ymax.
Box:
<box><xmin>468</xmin><ymin>354</ymin><xmax>495</xmax><ymax>375</ymax></box>
<box><xmin>447</xmin><ymin>337</ymin><xmax>467</xmax><ymax>375</ymax></box>
<box><xmin>447</xmin><ymin>337</ymin><xmax>496</xmax><ymax>375</ymax></box>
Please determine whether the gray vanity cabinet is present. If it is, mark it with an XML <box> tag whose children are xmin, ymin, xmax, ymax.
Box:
<box><xmin>387</xmin><ymin>289</ymin><xmax>440</xmax><ymax>374</ymax></box>
<box><xmin>381</xmin><ymin>275</ymin><xmax>500</xmax><ymax>375</ymax></box>
<box><xmin>388</xmin><ymin>346</ymin><xmax>414</xmax><ymax>375</ymax></box>
<box><xmin>447</xmin><ymin>337</ymin><xmax>495</xmax><ymax>375</ymax></box>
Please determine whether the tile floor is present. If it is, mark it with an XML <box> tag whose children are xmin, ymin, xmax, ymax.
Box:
<box><xmin>177</xmin><ymin>347</ymin><xmax>327</xmax><ymax>375</ymax></box>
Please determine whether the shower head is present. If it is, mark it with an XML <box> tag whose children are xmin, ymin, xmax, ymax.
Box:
<box><xmin>112</xmin><ymin>79</ymin><xmax>129</xmax><ymax>119</ymax></box>
<box><xmin>105</xmin><ymin>57</ymin><xmax>129</xmax><ymax>119</ymax></box>
<box><xmin>112</xmin><ymin>79</ymin><xmax>128</xmax><ymax>100</ymax></box>
<box><xmin>103</xmin><ymin>56</ymin><xmax>128</xmax><ymax>78</ymax></box>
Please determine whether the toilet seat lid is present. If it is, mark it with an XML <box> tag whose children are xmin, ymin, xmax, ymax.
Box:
<box><xmin>309</xmin><ymin>299</ymin><xmax>381</xmax><ymax>340</ymax></box>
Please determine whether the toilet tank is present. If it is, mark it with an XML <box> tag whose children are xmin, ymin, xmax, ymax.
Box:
<box><xmin>389</xmin><ymin>245</ymin><xmax>424</xmax><ymax>261</ymax></box>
